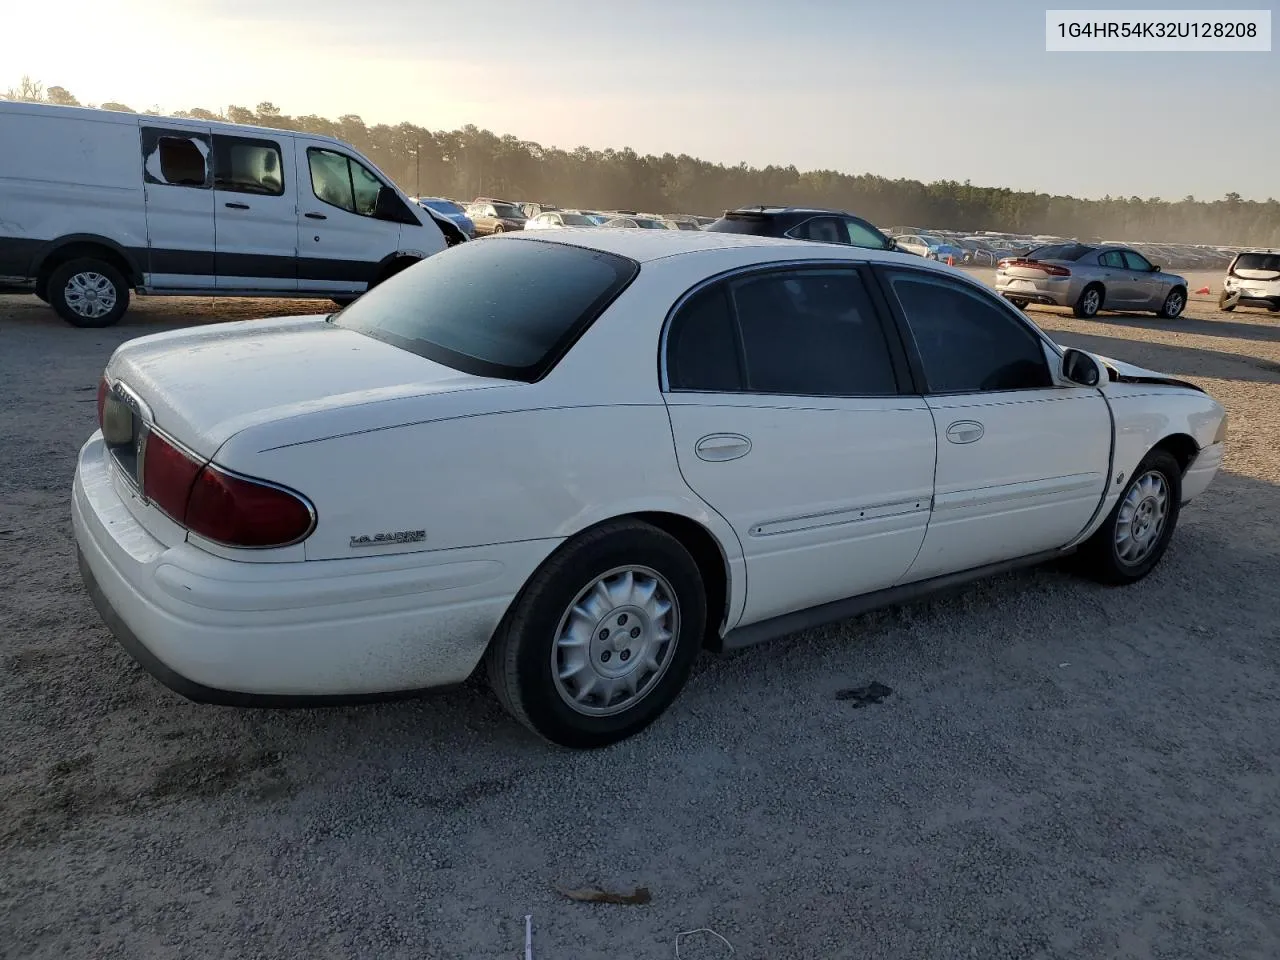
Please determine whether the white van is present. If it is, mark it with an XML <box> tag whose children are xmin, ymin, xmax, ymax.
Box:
<box><xmin>0</xmin><ymin>101</ymin><xmax>449</xmax><ymax>327</ymax></box>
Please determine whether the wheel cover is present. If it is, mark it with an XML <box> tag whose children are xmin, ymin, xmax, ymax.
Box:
<box><xmin>1083</xmin><ymin>289</ymin><xmax>1100</xmax><ymax>315</ymax></box>
<box><xmin>1166</xmin><ymin>292</ymin><xmax>1185</xmax><ymax>316</ymax></box>
<box><xmin>1114</xmin><ymin>470</ymin><xmax>1170</xmax><ymax>565</ymax></box>
<box><xmin>64</xmin><ymin>271</ymin><xmax>116</xmax><ymax>318</ymax></box>
<box><xmin>550</xmin><ymin>565</ymin><xmax>681</xmax><ymax>717</ymax></box>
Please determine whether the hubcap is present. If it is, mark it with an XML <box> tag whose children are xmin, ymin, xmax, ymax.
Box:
<box><xmin>1083</xmin><ymin>290</ymin><xmax>1100</xmax><ymax>315</ymax></box>
<box><xmin>1167</xmin><ymin>293</ymin><xmax>1184</xmax><ymax>316</ymax></box>
<box><xmin>64</xmin><ymin>271</ymin><xmax>116</xmax><ymax>319</ymax></box>
<box><xmin>551</xmin><ymin>565</ymin><xmax>680</xmax><ymax>717</ymax></box>
<box><xmin>1114</xmin><ymin>470</ymin><xmax>1169</xmax><ymax>565</ymax></box>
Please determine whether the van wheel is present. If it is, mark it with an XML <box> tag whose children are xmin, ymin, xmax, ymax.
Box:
<box><xmin>48</xmin><ymin>259</ymin><xmax>130</xmax><ymax>328</ymax></box>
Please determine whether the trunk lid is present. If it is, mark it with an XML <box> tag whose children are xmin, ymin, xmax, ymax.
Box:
<box><xmin>105</xmin><ymin>315</ymin><xmax>506</xmax><ymax>459</ymax></box>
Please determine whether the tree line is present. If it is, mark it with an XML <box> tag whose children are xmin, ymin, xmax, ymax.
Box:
<box><xmin>6</xmin><ymin>76</ymin><xmax>1278</xmax><ymax>246</ymax></box>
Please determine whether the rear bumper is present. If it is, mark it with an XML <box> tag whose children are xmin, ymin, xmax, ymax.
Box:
<box><xmin>72</xmin><ymin>434</ymin><xmax>559</xmax><ymax>704</ymax></box>
<box><xmin>1182</xmin><ymin>441</ymin><xmax>1225</xmax><ymax>504</ymax></box>
<box><xmin>995</xmin><ymin>277</ymin><xmax>1076</xmax><ymax>306</ymax></box>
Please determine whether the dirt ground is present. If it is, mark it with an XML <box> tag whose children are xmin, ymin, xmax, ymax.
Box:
<box><xmin>2</xmin><ymin>272</ymin><xmax>1279</xmax><ymax>959</ymax></box>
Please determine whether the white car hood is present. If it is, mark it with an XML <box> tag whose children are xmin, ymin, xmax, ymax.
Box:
<box><xmin>106</xmin><ymin>315</ymin><xmax>506</xmax><ymax>457</ymax></box>
<box><xmin>1076</xmin><ymin>349</ymin><xmax>1205</xmax><ymax>393</ymax></box>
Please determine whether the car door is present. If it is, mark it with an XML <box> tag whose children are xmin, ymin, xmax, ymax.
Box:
<box><xmin>663</xmin><ymin>265</ymin><xmax>937</xmax><ymax>626</ymax></box>
<box><xmin>295</xmin><ymin>141</ymin><xmax>403</xmax><ymax>295</ymax></box>
<box><xmin>1096</xmin><ymin>249</ymin><xmax>1129</xmax><ymax>304</ymax></box>
<box><xmin>876</xmin><ymin>266</ymin><xmax>1111</xmax><ymax>582</ymax></box>
<box><xmin>211</xmin><ymin>133</ymin><xmax>296</xmax><ymax>291</ymax></box>
<box><xmin>140</xmin><ymin>123</ymin><xmax>215</xmax><ymax>289</ymax></box>
<box><xmin>1120</xmin><ymin>249</ymin><xmax>1160</xmax><ymax>307</ymax></box>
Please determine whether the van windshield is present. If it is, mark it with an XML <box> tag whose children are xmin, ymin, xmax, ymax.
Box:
<box><xmin>331</xmin><ymin>238</ymin><xmax>639</xmax><ymax>382</ymax></box>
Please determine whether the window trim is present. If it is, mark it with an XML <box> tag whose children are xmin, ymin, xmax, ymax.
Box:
<box><xmin>211</xmin><ymin>134</ymin><xmax>285</xmax><ymax>197</ymax></box>
<box><xmin>869</xmin><ymin>263</ymin><xmax>1063</xmax><ymax>397</ymax></box>
<box><xmin>659</xmin><ymin>260</ymin><xmax>914</xmax><ymax>399</ymax></box>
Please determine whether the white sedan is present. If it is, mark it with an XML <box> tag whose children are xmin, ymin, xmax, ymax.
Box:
<box><xmin>523</xmin><ymin>211</ymin><xmax>601</xmax><ymax>230</ymax></box>
<box><xmin>73</xmin><ymin>230</ymin><xmax>1227</xmax><ymax>747</ymax></box>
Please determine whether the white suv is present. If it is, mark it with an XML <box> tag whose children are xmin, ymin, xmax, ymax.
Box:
<box><xmin>1220</xmin><ymin>251</ymin><xmax>1280</xmax><ymax>313</ymax></box>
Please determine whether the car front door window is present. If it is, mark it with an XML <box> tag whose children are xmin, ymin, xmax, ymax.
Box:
<box><xmin>844</xmin><ymin>219</ymin><xmax>889</xmax><ymax>249</ymax></box>
<box><xmin>1099</xmin><ymin>250</ymin><xmax>1126</xmax><ymax>269</ymax></box>
<box><xmin>350</xmin><ymin>160</ymin><xmax>383</xmax><ymax>216</ymax></box>
<box><xmin>308</xmin><ymin>148</ymin><xmax>356</xmax><ymax>213</ymax></box>
<box><xmin>1122</xmin><ymin>250</ymin><xmax>1153</xmax><ymax>272</ymax></box>
<box><xmin>884</xmin><ymin>270</ymin><xmax>1052</xmax><ymax>393</ymax></box>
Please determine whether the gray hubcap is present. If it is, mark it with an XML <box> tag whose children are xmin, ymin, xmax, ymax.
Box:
<box><xmin>1082</xmin><ymin>290</ymin><xmax>1100</xmax><ymax>315</ymax></box>
<box><xmin>64</xmin><ymin>271</ymin><xmax>116</xmax><ymax>318</ymax></box>
<box><xmin>551</xmin><ymin>565</ymin><xmax>680</xmax><ymax>717</ymax></box>
<box><xmin>1165</xmin><ymin>292</ymin><xmax>1184</xmax><ymax>316</ymax></box>
<box><xmin>1115</xmin><ymin>470</ymin><xmax>1169</xmax><ymax>565</ymax></box>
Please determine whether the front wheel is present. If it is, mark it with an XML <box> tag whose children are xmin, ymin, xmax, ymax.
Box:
<box><xmin>1074</xmin><ymin>449</ymin><xmax>1182</xmax><ymax>585</ymax></box>
<box><xmin>492</xmin><ymin>223</ymin><xmax>505</xmax><ymax>234</ymax></box>
<box><xmin>485</xmin><ymin>520</ymin><xmax>706</xmax><ymax>748</ymax></box>
<box><xmin>1158</xmin><ymin>287</ymin><xmax>1186</xmax><ymax>319</ymax></box>
<box><xmin>48</xmin><ymin>258</ymin><xmax>130</xmax><ymax>328</ymax></box>
<box><xmin>1008</xmin><ymin>297</ymin><xmax>1030</xmax><ymax>310</ymax></box>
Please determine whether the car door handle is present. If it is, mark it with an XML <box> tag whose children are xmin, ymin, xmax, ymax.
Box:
<box><xmin>305</xmin><ymin>212</ymin><xmax>327</xmax><ymax>220</ymax></box>
<box><xmin>945</xmin><ymin>420</ymin><xmax>984</xmax><ymax>444</ymax></box>
<box><xmin>224</xmin><ymin>202</ymin><xmax>250</xmax><ymax>210</ymax></box>
<box><xmin>695</xmin><ymin>434</ymin><xmax>752</xmax><ymax>462</ymax></box>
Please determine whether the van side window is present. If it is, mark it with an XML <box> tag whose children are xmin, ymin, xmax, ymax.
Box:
<box><xmin>141</xmin><ymin>127</ymin><xmax>210</xmax><ymax>188</ymax></box>
<box><xmin>307</xmin><ymin>147</ymin><xmax>387</xmax><ymax>216</ymax></box>
<box><xmin>212</xmin><ymin>136</ymin><xmax>284</xmax><ymax>196</ymax></box>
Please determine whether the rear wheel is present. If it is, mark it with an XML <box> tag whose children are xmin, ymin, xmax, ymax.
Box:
<box><xmin>492</xmin><ymin>223</ymin><xmax>505</xmax><ymax>234</ymax></box>
<box><xmin>1074</xmin><ymin>284</ymin><xmax>1103</xmax><ymax>319</ymax></box>
<box><xmin>1158</xmin><ymin>287</ymin><xmax>1186</xmax><ymax>319</ymax></box>
<box><xmin>485</xmin><ymin>519</ymin><xmax>706</xmax><ymax>748</ymax></box>
<box><xmin>1008</xmin><ymin>297</ymin><xmax>1030</xmax><ymax>310</ymax></box>
<box><xmin>48</xmin><ymin>258</ymin><xmax>129</xmax><ymax>328</ymax></box>
<box><xmin>1217</xmin><ymin>291</ymin><xmax>1236</xmax><ymax>312</ymax></box>
<box><xmin>1074</xmin><ymin>449</ymin><xmax>1182</xmax><ymax>585</ymax></box>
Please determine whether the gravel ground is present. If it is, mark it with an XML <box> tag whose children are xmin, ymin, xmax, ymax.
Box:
<box><xmin>2</xmin><ymin>275</ymin><xmax>1279</xmax><ymax>960</ymax></box>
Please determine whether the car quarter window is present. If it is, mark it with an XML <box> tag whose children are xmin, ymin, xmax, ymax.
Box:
<box><xmin>1122</xmin><ymin>250</ymin><xmax>1153</xmax><ymax>271</ymax></box>
<box><xmin>212</xmin><ymin>136</ymin><xmax>284</xmax><ymax>196</ymax></box>
<box><xmin>1099</xmin><ymin>250</ymin><xmax>1126</xmax><ymax>268</ymax></box>
<box><xmin>666</xmin><ymin>268</ymin><xmax>899</xmax><ymax>396</ymax></box>
<box><xmin>883</xmin><ymin>269</ymin><xmax>1054</xmax><ymax>394</ymax></box>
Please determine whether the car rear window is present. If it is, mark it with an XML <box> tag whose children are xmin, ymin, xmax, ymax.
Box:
<box><xmin>331</xmin><ymin>238</ymin><xmax>639</xmax><ymax>382</ymax></box>
<box><xmin>1028</xmin><ymin>243</ymin><xmax>1095</xmax><ymax>261</ymax></box>
<box><xmin>704</xmin><ymin>214</ymin><xmax>771</xmax><ymax>234</ymax></box>
<box><xmin>1234</xmin><ymin>253</ymin><xmax>1280</xmax><ymax>273</ymax></box>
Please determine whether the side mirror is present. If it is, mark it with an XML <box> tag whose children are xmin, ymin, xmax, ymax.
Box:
<box><xmin>1062</xmin><ymin>347</ymin><xmax>1102</xmax><ymax>387</ymax></box>
<box><xmin>1151</xmin><ymin>264</ymin><xmax>1161</xmax><ymax>272</ymax></box>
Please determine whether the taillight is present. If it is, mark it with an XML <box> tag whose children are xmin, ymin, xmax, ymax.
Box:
<box><xmin>96</xmin><ymin>376</ymin><xmax>109</xmax><ymax>429</ymax></box>
<box><xmin>141</xmin><ymin>431</ymin><xmax>314</xmax><ymax>548</ymax></box>
<box><xmin>184</xmin><ymin>467</ymin><xmax>314</xmax><ymax>548</ymax></box>
<box><xmin>1003</xmin><ymin>257</ymin><xmax>1070</xmax><ymax>277</ymax></box>
<box><xmin>142</xmin><ymin>431</ymin><xmax>202</xmax><ymax>523</ymax></box>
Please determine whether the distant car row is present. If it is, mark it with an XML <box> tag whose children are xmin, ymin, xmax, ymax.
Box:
<box><xmin>408</xmin><ymin>197</ymin><xmax>716</xmax><ymax>239</ymax></box>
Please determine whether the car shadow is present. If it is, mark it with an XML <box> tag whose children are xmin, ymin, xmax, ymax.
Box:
<box><xmin>1037</xmin><ymin>326</ymin><xmax>1280</xmax><ymax>384</ymax></box>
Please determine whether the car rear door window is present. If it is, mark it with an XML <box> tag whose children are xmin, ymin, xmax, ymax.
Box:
<box><xmin>1099</xmin><ymin>250</ymin><xmax>1126</xmax><ymax>268</ymax></box>
<box><xmin>732</xmin><ymin>269</ymin><xmax>898</xmax><ymax>396</ymax></box>
<box><xmin>884</xmin><ymin>269</ymin><xmax>1053</xmax><ymax>393</ymax></box>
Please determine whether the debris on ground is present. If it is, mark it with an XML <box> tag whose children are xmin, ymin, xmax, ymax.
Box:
<box><xmin>834</xmin><ymin>681</ymin><xmax>893</xmax><ymax>707</ymax></box>
<box><xmin>675</xmin><ymin>927</ymin><xmax>735</xmax><ymax>957</ymax></box>
<box><xmin>553</xmin><ymin>884</ymin><xmax>652</xmax><ymax>905</ymax></box>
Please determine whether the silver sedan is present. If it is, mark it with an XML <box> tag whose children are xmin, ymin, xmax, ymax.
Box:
<box><xmin>995</xmin><ymin>243</ymin><xmax>1188</xmax><ymax>319</ymax></box>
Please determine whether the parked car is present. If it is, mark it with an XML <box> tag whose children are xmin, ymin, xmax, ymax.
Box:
<box><xmin>0</xmin><ymin>100</ymin><xmax>448</xmax><ymax>327</ymax></box>
<box><xmin>524</xmin><ymin>211</ymin><xmax>601</xmax><ymax>230</ymax></box>
<box><xmin>996</xmin><ymin>243</ymin><xmax>1189</xmax><ymax>319</ymax></box>
<box><xmin>414</xmin><ymin>197</ymin><xmax>476</xmax><ymax>238</ymax></box>
<box><xmin>1220</xmin><ymin>250</ymin><xmax>1280</xmax><ymax>312</ymax></box>
<box><xmin>705</xmin><ymin>206</ymin><xmax>897</xmax><ymax>251</ymax></box>
<box><xmin>519</xmin><ymin>202</ymin><xmax>560</xmax><ymax>220</ymax></box>
<box><xmin>894</xmin><ymin>234</ymin><xmax>968</xmax><ymax>262</ymax></box>
<box><xmin>465</xmin><ymin>200</ymin><xmax>527</xmax><ymax>235</ymax></box>
<box><xmin>602</xmin><ymin>216</ymin><xmax>669</xmax><ymax>229</ymax></box>
<box><xmin>74</xmin><ymin>230</ymin><xmax>1226</xmax><ymax>747</ymax></box>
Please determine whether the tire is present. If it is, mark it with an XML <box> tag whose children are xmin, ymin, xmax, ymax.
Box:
<box><xmin>1217</xmin><ymin>291</ymin><xmax>1236</xmax><ymax>313</ymax></box>
<box><xmin>48</xmin><ymin>258</ymin><xmax>129</xmax><ymax>328</ymax></box>
<box><xmin>330</xmin><ymin>296</ymin><xmax>358</xmax><ymax>307</ymax></box>
<box><xmin>1074</xmin><ymin>449</ymin><xmax>1182</xmax><ymax>585</ymax></box>
<box><xmin>492</xmin><ymin>223</ymin><xmax>505</xmax><ymax>234</ymax></box>
<box><xmin>1269</xmin><ymin>304</ymin><xmax>1280</xmax><ymax>313</ymax></box>
<box><xmin>1008</xmin><ymin>297</ymin><xmax>1030</xmax><ymax>310</ymax></box>
<box><xmin>1157</xmin><ymin>287</ymin><xmax>1187</xmax><ymax>319</ymax></box>
<box><xmin>1073</xmin><ymin>284</ymin><xmax>1103</xmax><ymax>319</ymax></box>
<box><xmin>485</xmin><ymin>519</ymin><xmax>707</xmax><ymax>748</ymax></box>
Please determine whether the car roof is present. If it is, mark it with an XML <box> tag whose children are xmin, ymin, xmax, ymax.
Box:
<box><xmin>492</xmin><ymin>227</ymin><xmax>961</xmax><ymax>266</ymax></box>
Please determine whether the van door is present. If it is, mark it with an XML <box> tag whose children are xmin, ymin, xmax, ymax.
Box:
<box><xmin>294</xmin><ymin>141</ymin><xmax>437</xmax><ymax>295</ymax></box>
<box><xmin>211</xmin><ymin>133</ymin><xmax>297</xmax><ymax>291</ymax></box>
<box><xmin>140</xmin><ymin>123</ymin><xmax>215</xmax><ymax>289</ymax></box>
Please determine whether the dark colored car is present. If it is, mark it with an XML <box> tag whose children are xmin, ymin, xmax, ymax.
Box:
<box><xmin>705</xmin><ymin>206</ymin><xmax>898</xmax><ymax>251</ymax></box>
<box><xmin>465</xmin><ymin>200</ymin><xmax>528</xmax><ymax>235</ymax></box>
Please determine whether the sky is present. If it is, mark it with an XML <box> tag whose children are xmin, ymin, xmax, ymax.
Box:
<box><xmin>7</xmin><ymin>0</ymin><xmax>1277</xmax><ymax>201</ymax></box>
